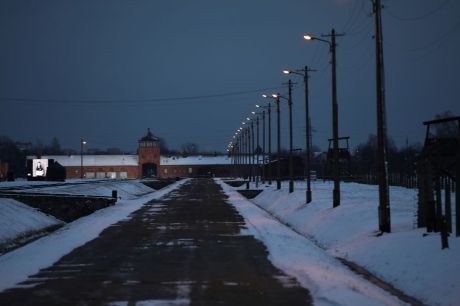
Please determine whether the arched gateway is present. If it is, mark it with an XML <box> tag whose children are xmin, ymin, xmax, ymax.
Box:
<box><xmin>138</xmin><ymin>128</ymin><xmax>161</xmax><ymax>178</ymax></box>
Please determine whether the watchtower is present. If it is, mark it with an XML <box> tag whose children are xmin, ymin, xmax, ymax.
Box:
<box><xmin>138</xmin><ymin>128</ymin><xmax>160</xmax><ymax>178</ymax></box>
<box><xmin>417</xmin><ymin>116</ymin><xmax>460</xmax><ymax>237</ymax></box>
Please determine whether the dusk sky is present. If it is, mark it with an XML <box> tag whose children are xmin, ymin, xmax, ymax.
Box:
<box><xmin>1</xmin><ymin>0</ymin><xmax>459</xmax><ymax>153</ymax></box>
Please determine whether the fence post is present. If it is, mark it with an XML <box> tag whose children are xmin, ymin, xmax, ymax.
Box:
<box><xmin>441</xmin><ymin>215</ymin><xmax>449</xmax><ymax>249</ymax></box>
<box><xmin>434</xmin><ymin>175</ymin><xmax>442</xmax><ymax>232</ymax></box>
<box><xmin>445</xmin><ymin>177</ymin><xmax>452</xmax><ymax>233</ymax></box>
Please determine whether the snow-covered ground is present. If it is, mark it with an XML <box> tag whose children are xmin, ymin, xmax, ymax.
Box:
<box><xmin>0</xmin><ymin>179</ymin><xmax>188</xmax><ymax>291</ymax></box>
<box><xmin>0</xmin><ymin>180</ymin><xmax>159</xmax><ymax>250</ymax></box>
<box><xmin>1</xmin><ymin>177</ymin><xmax>457</xmax><ymax>305</ymax></box>
<box><xmin>19</xmin><ymin>180</ymin><xmax>155</xmax><ymax>199</ymax></box>
<box><xmin>0</xmin><ymin>198</ymin><xmax>64</xmax><ymax>250</ymax></box>
<box><xmin>219</xmin><ymin>179</ymin><xmax>459</xmax><ymax>306</ymax></box>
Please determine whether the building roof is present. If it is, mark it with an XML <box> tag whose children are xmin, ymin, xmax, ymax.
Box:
<box><xmin>139</xmin><ymin>128</ymin><xmax>159</xmax><ymax>142</ymax></box>
<box><xmin>26</xmin><ymin>154</ymin><xmax>232</xmax><ymax>167</ymax></box>
<box><xmin>160</xmin><ymin>155</ymin><xmax>232</xmax><ymax>165</ymax></box>
<box><xmin>30</xmin><ymin>155</ymin><xmax>139</xmax><ymax>167</ymax></box>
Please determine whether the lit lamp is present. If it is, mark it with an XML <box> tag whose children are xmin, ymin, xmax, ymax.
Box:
<box><xmin>283</xmin><ymin>66</ymin><xmax>315</xmax><ymax>203</ymax></box>
<box><xmin>303</xmin><ymin>29</ymin><xmax>343</xmax><ymax>207</ymax></box>
<box><xmin>80</xmin><ymin>138</ymin><xmax>87</xmax><ymax>179</ymax></box>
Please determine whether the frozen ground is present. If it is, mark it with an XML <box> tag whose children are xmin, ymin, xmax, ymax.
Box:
<box><xmin>0</xmin><ymin>179</ymin><xmax>188</xmax><ymax>291</ymax></box>
<box><xmin>1</xmin><ymin>178</ymin><xmax>457</xmax><ymax>305</ymax></box>
<box><xmin>219</xmin><ymin>178</ymin><xmax>459</xmax><ymax>306</ymax></box>
<box><xmin>19</xmin><ymin>179</ymin><xmax>155</xmax><ymax>199</ymax></box>
<box><xmin>0</xmin><ymin>180</ymin><xmax>158</xmax><ymax>249</ymax></box>
<box><xmin>0</xmin><ymin>198</ymin><xmax>64</xmax><ymax>249</ymax></box>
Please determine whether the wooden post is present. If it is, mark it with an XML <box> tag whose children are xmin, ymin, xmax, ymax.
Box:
<box><xmin>417</xmin><ymin>162</ymin><xmax>427</xmax><ymax>228</ymax></box>
<box><xmin>456</xmin><ymin>119</ymin><xmax>460</xmax><ymax>236</ymax></box>
<box><xmin>434</xmin><ymin>175</ymin><xmax>442</xmax><ymax>232</ymax></box>
<box><xmin>441</xmin><ymin>215</ymin><xmax>449</xmax><ymax>249</ymax></box>
<box><xmin>426</xmin><ymin>168</ymin><xmax>435</xmax><ymax>232</ymax></box>
<box><xmin>445</xmin><ymin>177</ymin><xmax>452</xmax><ymax>233</ymax></box>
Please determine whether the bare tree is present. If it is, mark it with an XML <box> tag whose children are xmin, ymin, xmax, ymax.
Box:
<box><xmin>181</xmin><ymin>143</ymin><xmax>199</xmax><ymax>155</ymax></box>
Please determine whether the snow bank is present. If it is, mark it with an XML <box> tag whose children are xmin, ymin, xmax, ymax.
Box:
<box><xmin>22</xmin><ymin>180</ymin><xmax>154</xmax><ymax>200</ymax></box>
<box><xmin>218</xmin><ymin>180</ymin><xmax>406</xmax><ymax>306</ymax></box>
<box><xmin>0</xmin><ymin>198</ymin><xmax>63</xmax><ymax>248</ymax></box>
<box><xmin>223</xmin><ymin>179</ymin><xmax>459</xmax><ymax>306</ymax></box>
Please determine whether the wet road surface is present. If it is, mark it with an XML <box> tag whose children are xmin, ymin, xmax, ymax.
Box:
<box><xmin>0</xmin><ymin>179</ymin><xmax>312</xmax><ymax>305</ymax></box>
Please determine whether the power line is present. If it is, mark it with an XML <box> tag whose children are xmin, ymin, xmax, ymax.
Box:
<box><xmin>342</xmin><ymin>0</ymin><xmax>367</xmax><ymax>33</ymax></box>
<box><xmin>407</xmin><ymin>18</ymin><xmax>460</xmax><ymax>52</ymax></box>
<box><xmin>386</xmin><ymin>0</ymin><xmax>451</xmax><ymax>21</ymax></box>
<box><xmin>0</xmin><ymin>86</ymin><xmax>284</xmax><ymax>105</ymax></box>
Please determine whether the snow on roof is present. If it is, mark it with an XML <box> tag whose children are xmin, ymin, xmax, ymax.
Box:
<box><xmin>160</xmin><ymin>155</ymin><xmax>231</xmax><ymax>165</ymax></box>
<box><xmin>28</xmin><ymin>155</ymin><xmax>139</xmax><ymax>167</ymax></box>
<box><xmin>26</xmin><ymin>154</ymin><xmax>232</xmax><ymax>166</ymax></box>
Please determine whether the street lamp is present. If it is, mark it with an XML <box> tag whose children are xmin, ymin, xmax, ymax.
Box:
<box><xmin>252</xmin><ymin>110</ymin><xmax>265</xmax><ymax>184</ymax></box>
<box><xmin>283</xmin><ymin>66</ymin><xmax>315</xmax><ymax>203</ymax></box>
<box><xmin>263</xmin><ymin>92</ymin><xmax>293</xmax><ymax>191</ymax></box>
<box><xmin>304</xmin><ymin>29</ymin><xmax>344</xmax><ymax>207</ymax></box>
<box><xmin>256</xmin><ymin>103</ymin><xmax>272</xmax><ymax>185</ymax></box>
<box><xmin>262</xmin><ymin>94</ymin><xmax>281</xmax><ymax>189</ymax></box>
<box><xmin>80</xmin><ymin>138</ymin><xmax>87</xmax><ymax>179</ymax></box>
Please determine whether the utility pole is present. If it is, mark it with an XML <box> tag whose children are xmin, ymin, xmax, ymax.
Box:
<box><xmin>276</xmin><ymin>96</ymin><xmax>281</xmax><ymax>190</ymax></box>
<box><xmin>304</xmin><ymin>66</ymin><xmax>315</xmax><ymax>203</ymax></box>
<box><xmin>242</xmin><ymin>131</ymin><xmax>246</xmax><ymax>178</ymax></box>
<box><xmin>248</xmin><ymin>126</ymin><xmax>253</xmax><ymax>182</ymax></box>
<box><xmin>373</xmin><ymin>0</ymin><xmax>391</xmax><ymax>233</ymax></box>
<box><xmin>251</xmin><ymin>120</ymin><xmax>255</xmax><ymax>182</ymax></box>
<box><xmin>247</xmin><ymin>127</ymin><xmax>251</xmax><ymax>181</ymax></box>
<box><xmin>268</xmin><ymin>103</ymin><xmax>272</xmax><ymax>185</ymax></box>
<box><xmin>262</xmin><ymin>110</ymin><xmax>266</xmax><ymax>184</ymax></box>
<box><xmin>256</xmin><ymin>116</ymin><xmax>260</xmax><ymax>187</ymax></box>
<box><xmin>80</xmin><ymin>138</ymin><xmax>86</xmax><ymax>179</ymax></box>
<box><xmin>322</xmin><ymin>28</ymin><xmax>344</xmax><ymax>208</ymax></box>
<box><xmin>287</xmin><ymin>80</ymin><xmax>295</xmax><ymax>193</ymax></box>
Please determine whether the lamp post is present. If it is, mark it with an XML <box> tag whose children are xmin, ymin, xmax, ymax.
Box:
<box><xmin>251</xmin><ymin>119</ymin><xmax>255</xmax><ymax>182</ymax></box>
<box><xmin>263</xmin><ymin>94</ymin><xmax>282</xmax><ymax>189</ymax></box>
<box><xmin>286</xmin><ymin>80</ymin><xmax>295</xmax><ymax>193</ymax></box>
<box><xmin>265</xmin><ymin>91</ymin><xmax>294</xmax><ymax>192</ymax></box>
<box><xmin>237</xmin><ymin>128</ymin><xmax>243</xmax><ymax>178</ymax></box>
<box><xmin>256</xmin><ymin>103</ymin><xmax>272</xmax><ymax>185</ymax></box>
<box><xmin>80</xmin><ymin>138</ymin><xmax>87</xmax><ymax>179</ymax></box>
<box><xmin>263</xmin><ymin>92</ymin><xmax>292</xmax><ymax>191</ymax></box>
<box><xmin>252</xmin><ymin>110</ymin><xmax>265</xmax><ymax>184</ymax></box>
<box><xmin>304</xmin><ymin>29</ymin><xmax>344</xmax><ymax>207</ymax></box>
<box><xmin>284</xmin><ymin>66</ymin><xmax>315</xmax><ymax>203</ymax></box>
<box><xmin>372</xmin><ymin>0</ymin><xmax>391</xmax><ymax>233</ymax></box>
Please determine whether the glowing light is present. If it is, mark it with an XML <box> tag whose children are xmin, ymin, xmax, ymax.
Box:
<box><xmin>303</xmin><ymin>35</ymin><xmax>313</xmax><ymax>40</ymax></box>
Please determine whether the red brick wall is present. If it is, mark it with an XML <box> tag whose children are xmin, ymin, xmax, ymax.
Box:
<box><xmin>138</xmin><ymin>146</ymin><xmax>160</xmax><ymax>178</ymax></box>
<box><xmin>65</xmin><ymin>166</ymin><xmax>139</xmax><ymax>179</ymax></box>
<box><xmin>158</xmin><ymin>165</ymin><xmax>233</xmax><ymax>178</ymax></box>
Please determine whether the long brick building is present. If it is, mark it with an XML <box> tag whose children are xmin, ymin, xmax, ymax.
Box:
<box><xmin>27</xmin><ymin>129</ymin><xmax>232</xmax><ymax>179</ymax></box>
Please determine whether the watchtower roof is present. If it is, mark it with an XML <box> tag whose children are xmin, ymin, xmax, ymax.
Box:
<box><xmin>139</xmin><ymin>128</ymin><xmax>159</xmax><ymax>142</ymax></box>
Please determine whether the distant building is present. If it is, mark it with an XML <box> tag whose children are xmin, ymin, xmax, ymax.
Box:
<box><xmin>27</xmin><ymin>129</ymin><xmax>232</xmax><ymax>179</ymax></box>
<box><xmin>160</xmin><ymin>155</ymin><xmax>232</xmax><ymax>178</ymax></box>
<box><xmin>0</xmin><ymin>160</ymin><xmax>9</xmax><ymax>181</ymax></box>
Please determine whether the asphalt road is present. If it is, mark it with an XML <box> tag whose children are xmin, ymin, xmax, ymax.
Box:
<box><xmin>0</xmin><ymin>178</ymin><xmax>312</xmax><ymax>305</ymax></box>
